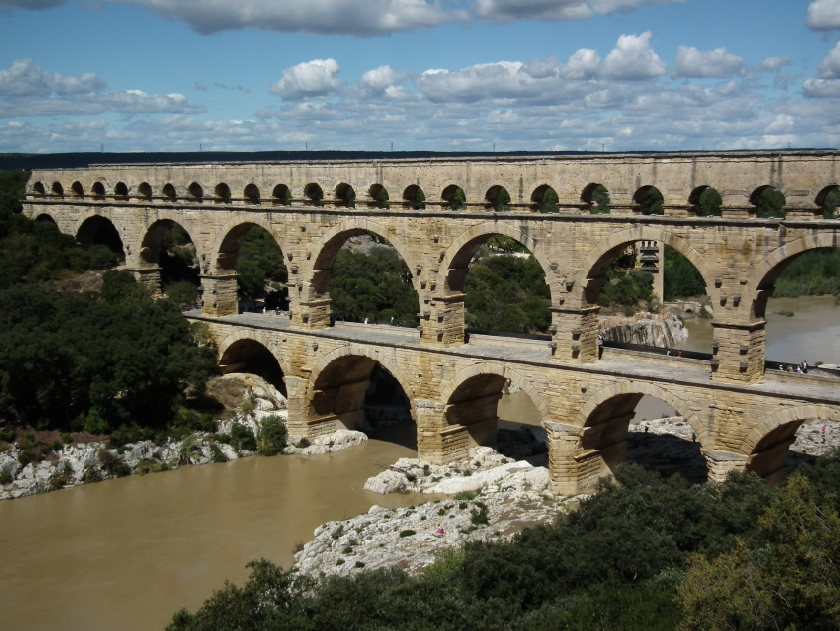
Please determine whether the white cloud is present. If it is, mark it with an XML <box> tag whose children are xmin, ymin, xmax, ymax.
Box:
<box><xmin>673</xmin><ymin>46</ymin><xmax>745</xmax><ymax>78</ymax></box>
<box><xmin>0</xmin><ymin>59</ymin><xmax>204</xmax><ymax>118</ymax></box>
<box><xmin>806</xmin><ymin>0</ymin><xmax>840</xmax><ymax>30</ymax></box>
<box><xmin>0</xmin><ymin>59</ymin><xmax>105</xmax><ymax>96</ymax></box>
<box><xmin>600</xmin><ymin>32</ymin><xmax>667</xmax><ymax>79</ymax></box>
<box><xmin>355</xmin><ymin>66</ymin><xmax>412</xmax><ymax>97</ymax></box>
<box><xmin>562</xmin><ymin>49</ymin><xmax>601</xmax><ymax>79</ymax></box>
<box><xmin>270</xmin><ymin>59</ymin><xmax>342</xmax><ymax>101</ymax></box>
<box><xmin>101</xmin><ymin>0</ymin><xmax>467</xmax><ymax>36</ymax></box>
<box><xmin>816</xmin><ymin>40</ymin><xmax>840</xmax><ymax>78</ymax></box>
<box><xmin>802</xmin><ymin>42</ymin><xmax>840</xmax><ymax>97</ymax></box>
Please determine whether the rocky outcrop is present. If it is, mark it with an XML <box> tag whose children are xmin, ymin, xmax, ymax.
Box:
<box><xmin>599</xmin><ymin>313</ymin><xmax>688</xmax><ymax>348</ymax></box>
<box><xmin>296</xmin><ymin>448</ymin><xmax>575</xmax><ymax>579</ymax></box>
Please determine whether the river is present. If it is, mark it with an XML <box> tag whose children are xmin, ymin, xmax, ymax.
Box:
<box><xmin>1</xmin><ymin>295</ymin><xmax>838</xmax><ymax>630</ymax></box>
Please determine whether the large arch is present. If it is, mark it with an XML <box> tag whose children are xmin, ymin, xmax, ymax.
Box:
<box><xmin>75</xmin><ymin>214</ymin><xmax>125</xmax><ymax>258</ymax></box>
<box><xmin>216</xmin><ymin>330</ymin><xmax>291</xmax><ymax>390</ymax></box>
<box><xmin>577</xmin><ymin>226</ymin><xmax>713</xmax><ymax>303</ymax></box>
<box><xmin>439</xmin><ymin>221</ymin><xmax>560</xmax><ymax>298</ymax></box>
<box><xmin>210</xmin><ymin>215</ymin><xmax>282</xmax><ymax>274</ymax></box>
<box><xmin>310</xmin><ymin>218</ymin><xmax>419</xmax><ymax>295</ymax></box>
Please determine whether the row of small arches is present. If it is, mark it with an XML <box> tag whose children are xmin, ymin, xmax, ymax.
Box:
<box><xmin>29</xmin><ymin>179</ymin><xmax>840</xmax><ymax>217</ymax></box>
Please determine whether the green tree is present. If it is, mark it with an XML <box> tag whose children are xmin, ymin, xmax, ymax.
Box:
<box><xmin>754</xmin><ymin>187</ymin><xmax>785</xmax><ymax>218</ymax></box>
<box><xmin>639</xmin><ymin>187</ymin><xmax>664</xmax><ymax>215</ymax></box>
<box><xmin>591</xmin><ymin>184</ymin><xmax>611</xmax><ymax>214</ymax></box>
<box><xmin>663</xmin><ymin>246</ymin><xmax>706</xmax><ymax>301</ymax></box>
<box><xmin>538</xmin><ymin>186</ymin><xmax>559</xmax><ymax>213</ymax></box>
<box><xmin>696</xmin><ymin>187</ymin><xmax>722</xmax><ymax>217</ymax></box>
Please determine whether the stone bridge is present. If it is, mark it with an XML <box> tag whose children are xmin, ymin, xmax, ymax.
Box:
<box><xmin>22</xmin><ymin>151</ymin><xmax>840</xmax><ymax>493</ymax></box>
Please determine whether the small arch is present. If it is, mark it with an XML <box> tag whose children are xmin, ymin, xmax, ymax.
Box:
<box><xmin>217</xmin><ymin>338</ymin><xmax>287</xmax><ymax>396</ymax></box>
<box><xmin>485</xmin><ymin>185</ymin><xmax>510</xmax><ymax>212</ymax></box>
<box><xmin>32</xmin><ymin>182</ymin><xmax>46</xmax><ymax>197</ymax></box>
<box><xmin>91</xmin><ymin>182</ymin><xmax>105</xmax><ymax>199</ymax></box>
<box><xmin>335</xmin><ymin>183</ymin><xmax>356</xmax><ymax>209</ymax></box>
<box><xmin>634</xmin><ymin>185</ymin><xmax>664</xmax><ymax>215</ymax></box>
<box><xmin>815</xmin><ymin>184</ymin><xmax>840</xmax><ymax>219</ymax></box>
<box><xmin>750</xmin><ymin>185</ymin><xmax>785</xmax><ymax>218</ymax></box>
<box><xmin>162</xmin><ymin>183</ymin><xmax>176</xmax><ymax>202</ymax></box>
<box><xmin>70</xmin><ymin>181</ymin><xmax>84</xmax><ymax>198</ymax></box>
<box><xmin>272</xmin><ymin>184</ymin><xmax>291</xmax><ymax>206</ymax></box>
<box><xmin>187</xmin><ymin>182</ymin><xmax>203</xmax><ymax>203</ymax></box>
<box><xmin>51</xmin><ymin>181</ymin><xmax>64</xmax><ymax>198</ymax></box>
<box><xmin>688</xmin><ymin>185</ymin><xmax>722</xmax><ymax>216</ymax></box>
<box><xmin>581</xmin><ymin>183</ymin><xmax>611</xmax><ymax>214</ymax></box>
<box><xmin>214</xmin><ymin>183</ymin><xmax>231</xmax><ymax>204</ymax></box>
<box><xmin>368</xmin><ymin>184</ymin><xmax>389</xmax><ymax>209</ymax></box>
<box><xmin>244</xmin><ymin>183</ymin><xmax>260</xmax><ymax>205</ymax></box>
<box><xmin>531</xmin><ymin>184</ymin><xmax>559</xmax><ymax>213</ymax></box>
<box><xmin>114</xmin><ymin>182</ymin><xmax>128</xmax><ymax>199</ymax></box>
<box><xmin>402</xmin><ymin>184</ymin><xmax>425</xmax><ymax>210</ymax></box>
<box><xmin>441</xmin><ymin>184</ymin><xmax>466</xmax><ymax>211</ymax></box>
<box><xmin>305</xmin><ymin>183</ymin><xmax>324</xmax><ymax>207</ymax></box>
<box><xmin>137</xmin><ymin>182</ymin><xmax>153</xmax><ymax>201</ymax></box>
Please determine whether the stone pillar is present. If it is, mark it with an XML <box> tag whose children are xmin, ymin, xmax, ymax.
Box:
<box><xmin>419</xmin><ymin>292</ymin><xmax>466</xmax><ymax>348</ymax></box>
<box><xmin>284</xmin><ymin>376</ymin><xmax>310</xmax><ymax>440</ymax></box>
<box><xmin>289</xmin><ymin>270</ymin><xmax>331</xmax><ymax>330</ymax></box>
<box><xmin>545</xmin><ymin>422</ymin><xmax>587</xmax><ymax>496</ymax></box>
<box><xmin>415</xmin><ymin>400</ymin><xmax>468</xmax><ymax>465</ymax></box>
<box><xmin>551</xmin><ymin>307</ymin><xmax>600</xmax><ymax>363</ymax></box>
<box><xmin>710</xmin><ymin>320</ymin><xmax>765</xmax><ymax>384</ymax></box>
<box><xmin>200</xmin><ymin>273</ymin><xmax>239</xmax><ymax>317</ymax></box>
<box><xmin>703</xmin><ymin>449</ymin><xmax>749</xmax><ymax>482</ymax></box>
<box><xmin>127</xmin><ymin>267</ymin><xmax>162</xmax><ymax>297</ymax></box>
<box><xmin>720</xmin><ymin>190</ymin><xmax>750</xmax><ymax>218</ymax></box>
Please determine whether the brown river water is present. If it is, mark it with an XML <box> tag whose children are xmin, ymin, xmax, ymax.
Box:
<box><xmin>1</xmin><ymin>295</ymin><xmax>838</xmax><ymax>631</ymax></box>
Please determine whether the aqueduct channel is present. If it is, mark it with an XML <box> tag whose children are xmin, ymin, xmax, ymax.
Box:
<box><xmin>23</xmin><ymin>151</ymin><xmax>840</xmax><ymax>493</ymax></box>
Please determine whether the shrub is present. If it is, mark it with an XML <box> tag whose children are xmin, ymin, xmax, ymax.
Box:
<box><xmin>470</xmin><ymin>502</ymin><xmax>490</xmax><ymax>526</ymax></box>
<box><xmin>230</xmin><ymin>424</ymin><xmax>256</xmax><ymax>451</ymax></box>
<box><xmin>399</xmin><ymin>530</ymin><xmax>417</xmax><ymax>538</ymax></box>
<box><xmin>0</xmin><ymin>468</ymin><xmax>12</xmax><ymax>485</ymax></box>
<box><xmin>256</xmin><ymin>415</ymin><xmax>287</xmax><ymax>456</ymax></box>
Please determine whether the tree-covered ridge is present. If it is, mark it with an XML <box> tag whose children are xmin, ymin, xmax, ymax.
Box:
<box><xmin>168</xmin><ymin>452</ymin><xmax>840</xmax><ymax>631</ymax></box>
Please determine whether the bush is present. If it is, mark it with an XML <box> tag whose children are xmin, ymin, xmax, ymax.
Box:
<box><xmin>230</xmin><ymin>424</ymin><xmax>256</xmax><ymax>452</ymax></box>
<box><xmin>256</xmin><ymin>415</ymin><xmax>287</xmax><ymax>456</ymax></box>
<box><xmin>0</xmin><ymin>468</ymin><xmax>12</xmax><ymax>485</ymax></box>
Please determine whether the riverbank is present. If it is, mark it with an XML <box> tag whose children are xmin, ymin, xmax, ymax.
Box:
<box><xmin>0</xmin><ymin>373</ymin><xmax>367</xmax><ymax>501</ymax></box>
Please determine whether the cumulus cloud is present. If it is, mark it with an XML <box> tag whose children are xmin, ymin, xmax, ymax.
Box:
<box><xmin>0</xmin><ymin>58</ymin><xmax>105</xmax><ymax>97</ymax></box>
<box><xmin>815</xmin><ymin>40</ymin><xmax>840</xmax><ymax>78</ymax></box>
<box><xmin>270</xmin><ymin>59</ymin><xmax>342</xmax><ymax>101</ymax></box>
<box><xmin>600</xmin><ymin>32</ymin><xmax>667</xmax><ymax>79</ymax></box>
<box><xmin>802</xmin><ymin>41</ymin><xmax>840</xmax><ymax>97</ymax></box>
<box><xmin>0</xmin><ymin>59</ymin><xmax>204</xmax><ymax>118</ymax></box>
<box><xmin>100</xmin><ymin>0</ymin><xmax>466</xmax><ymax>36</ymax></box>
<box><xmin>806</xmin><ymin>0</ymin><xmax>840</xmax><ymax>30</ymax></box>
<box><xmin>673</xmin><ymin>46</ymin><xmax>745</xmax><ymax>78</ymax></box>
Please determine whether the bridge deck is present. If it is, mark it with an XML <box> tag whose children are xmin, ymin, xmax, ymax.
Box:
<box><xmin>188</xmin><ymin>311</ymin><xmax>840</xmax><ymax>407</ymax></box>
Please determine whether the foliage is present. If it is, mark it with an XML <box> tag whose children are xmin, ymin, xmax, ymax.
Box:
<box><xmin>230</xmin><ymin>424</ymin><xmax>257</xmax><ymax>452</ymax></box>
<box><xmin>538</xmin><ymin>186</ymin><xmax>559</xmax><ymax>213</ymax></box>
<box><xmin>256</xmin><ymin>415</ymin><xmax>287</xmax><ymax>456</ymax></box>
<box><xmin>754</xmin><ymin>187</ymin><xmax>785</xmax><ymax>218</ymax></box>
<box><xmin>0</xmin><ymin>278</ymin><xmax>217</xmax><ymax>432</ymax></box>
<box><xmin>695</xmin><ymin>187</ymin><xmax>722</xmax><ymax>216</ymax></box>
<box><xmin>236</xmin><ymin>227</ymin><xmax>288</xmax><ymax>302</ymax></box>
<box><xmin>590</xmin><ymin>184</ymin><xmax>611</xmax><ymax>214</ymax></box>
<box><xmin>639</xmin><ymin>187</ymin><xmax>664</xmax><ymax>215</ymax></box>
<box><xmin>772</xmin><ymin>248</ymin><xmax>840</xmax><ymax>297</ymax></box>
<box><xmin>465</xmin><ymin>251</ymin><xmax>551</xmax><ymax>333</ymax></box>
<box><xmin>329</xmin><ymin>245</ymin><xmax>418</xmax><ymax>324</ymax></box>
<box><xmin>663</xmin><ymin>246</ymin><xmax>706</xmax><ymax>301</ymax></box>
<box><xmin>598</xmin><ymin>269</ymin><xmax>653</xmax><ymax>308</ymax></box>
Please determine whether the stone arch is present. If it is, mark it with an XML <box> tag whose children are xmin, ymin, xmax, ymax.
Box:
<box><xmin>440</xmin><ymin>361</ymin><xmax>550</xmax><ymax>424</ymax></box>
<box><xmin>137</xmin><ymin>182</ymin><xmax>153</xmax><ymax>201</ymax></box>
<box><xmin>310</xmin><ymin>218</ymin><xmax>419</xmax><ymax>295</ymax></box>
<box><xmin>33</xmin><ymin>212</ymin><xmax>58</xmax><ymax>226</ymax></box>
<box><xmin>367</xmin><ymin>183</ymin><xmax>389</xmax><ymax>209</ymax></box>
<box><xmin>162</xmin><ymin>183</ymin><xmax>177</xmax><ymax>202</ymax></box>
<box><xmin>689</xmin><ymin>185</ymin><xmax>723</xmax><ymax>216</ymax></box>
<box><xmin>91</xmin><ymin>181</ymin><xmax>105</xmax><ymax>199</ymax></box>
<box><xmin>31</xmin><ymin>181</ymin><xmax>46</xmax><ymax>197</ymax></box>
<box><xmin>210</xmin><ymin>215</ymin><xmax>283</xmax><ymax>274</ymax></box>
<box><xmin>244</xmin><ymin>183</ymin><xmax>260</xmax><ymax>205</ymax></box>
<box><xmin>740</xmin><ymin>404</ymin><xmax>840</xmax><ymax>482</ymax></box>
<box><xmin>531</xmin><ymin>184</ymin><xmax>559</xmax><ymax>213</ymax></box>
<box><xmin>335</xmin><ymin>182</ymin><xmax>356</xmax><ymax>209</ymax></box>
<box><xmin>402</xmin><ymin>184</ymin><xmax>425</xmax><ymax>210</ymax></box>
<box><xmin>138</xmin><ymin>213</ymin><xmax>205</xmax><ymax>268</ymax></box>
<box><xmin>750</xmin><ymin>184</ymin><xmax>786</xmax><ymax>218</ymax></box>
<box><xmin>304</xmin><ymin>182</ymin><xmax>324</xmax><ymax>207</ymax></box>
<box><xmin>70</xmin><ymin>181</ymin><xmax>84</xmax><ymax>198</ymax></box>
<box><xmin>272</xmin><ymin>184</ymin><xmax>291</xmax><ymax>206</ymax></box>
<box><xmin>439</xmin><ymin>221</ymin><xmax>560</xmax><ymax>299</ymax></box>
<box><xmin>114</xmin><ymin>182</ymin><xmax>128</xmax><ymax>199</ymax></box>
<box><xmin>216</xmin><ymin>329</ymin><xmax>291</xmax><ymax>386</ymax></box>
<box><xmin>187</xmin><ymin>182</ymin><xmax>204</xmax><ymax>203</ymax></box>
<box><xmin>633</xmin><ymin>185</ymin><xmax>664</xmax><ymax>215</ymax></box>
<box><xmin>577</xmin><ymin>226</ymin><xmax>712</xmax><ymax>305</ymax></box>
<box><xmin>484</xmin><ymin>184</ymin><xmax>511</xmax><ymax>212</ymax></box>
<box><xmin>50</xmin><ymin>181</ymin><xmax>64</xmax><ymax>197</ymax></box>
<box><xmin>441</xmin><ymin>183</ymin><xmax>466</xmax><ymax>211</ymax></box>
<box><xmin>214</xmin><ymin>183</ymin><xmax>232</xmax><ymax>204</ymax></box>
<box><xmin>581</xmin><ymin>182</ymin><xmax>610</xmax><ymax>214</ymax></box>
<box><xmin>75</xmin><ymin>213</ymin><xmax>125</xmax><ymax>257</ymax></box>
<box><xmin>815</xmin><ymin>184</ymin><xmax>840</xmax><ymax>218</ymax></box>
<box><xmin>575</xmin><ymin>380</ymin><xmax>706</xmax><ymax>445</ymax></box>
<box><xmin>746</xmin><ymin>233</ymin><xmax>840</xmax><ymax>319</ymax></box>
<box><xmin>304</xmin><ymin>344</ymin><xmax>418</xmax><ymax>436</ymax></box>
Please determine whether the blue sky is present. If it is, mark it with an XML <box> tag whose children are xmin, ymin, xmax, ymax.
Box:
<box><xmin>0</xmin><ymin>0</ymin><xmax>839</xmax><ymax>153</ymax></box>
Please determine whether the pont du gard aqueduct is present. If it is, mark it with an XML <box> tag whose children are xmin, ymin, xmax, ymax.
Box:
<box><xmin>22</xmin><ymin>150</ymin><xmax>840</xmax><ymax>494</ymax></box>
